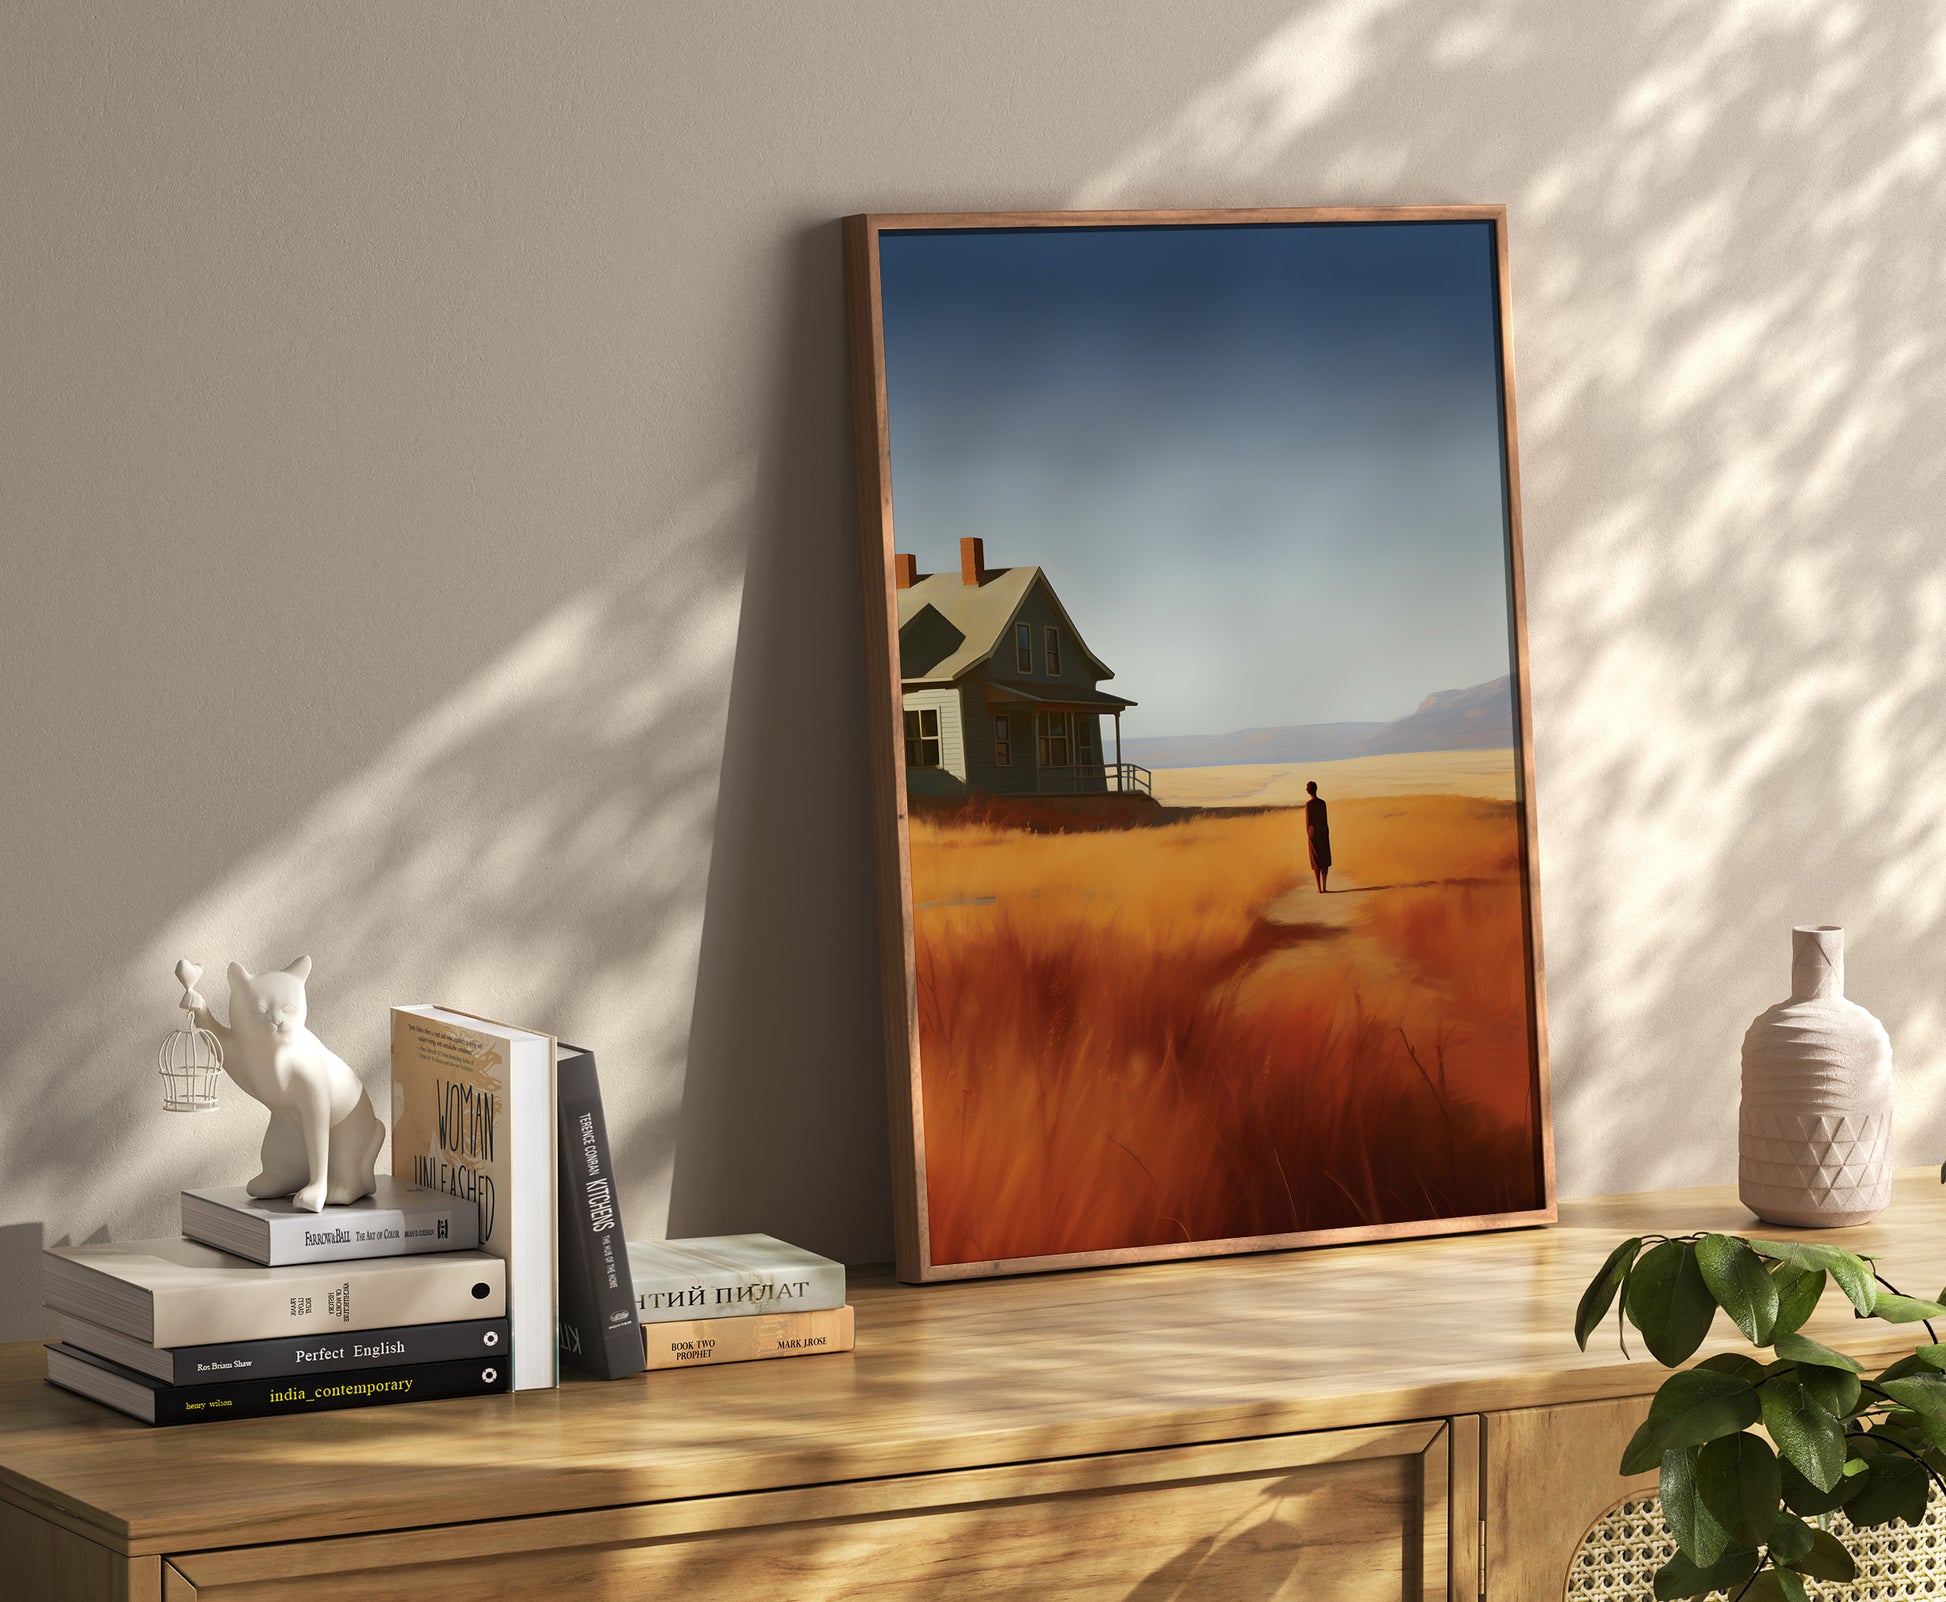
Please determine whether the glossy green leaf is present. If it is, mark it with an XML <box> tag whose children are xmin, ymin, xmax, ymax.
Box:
<box><xmin>1576</xmin><ymin>1236</ymin><xmax>1643</xmax><ymax>1350</ymax></box>
<box><xmin>1911</xmin><ymin>1343</ymin><xmax>1946</xmax><ymax>1370</ymax></box>
<box><xmin>1769</xmin><ymin>1265</ymin><xmax>1825</xmax><ymax>1340</ymax></box>
<box><xmin>1872</xmin><ymin>1292</ymin><xmax>1946</xmax><ymax>1324</ymax></box>
<box><xmin>1619</xmin><ymin>1370</ymin><xmax>1763</xmax><ymax>1475</ymax></box>
<box><xmin>1696</xmin><ymin>1233</ymin><xmax>1779</xmax><ymax>1344</ymax></box>
<box><xmin>1770</xmin><ymin>1331</ymin><xmax>1861</xmax><ymax>1372</ymax></box>
<box><xmin>1696</xmin><ymin>1351</ymin><xmax>1767</xmax><ymax>1383</ymax></box>
<box><xmin>1659</xmin><ymin>1444</ymin><xmax>1730</xmax><ymax>1566</ymax></box>
<box><xmin>1769</xmin><ymin>1510</ymin><xmax>1815</xmax><ymax>1563</ymax></box>
<box><xmin>1844</xmin><ymin>1454</ymin><xmax>1931</xmax><ymax>1528</ymax></box>
<box><xmin>1795</xmin><ymin>1360</ymin><xmax>1861</xmax><ymax>1419</ymax></box>
<box><xmin>1762</xmin><ymin>1374</ymin><xmax>1847</xmax><ymax>1492</ymax></box>
<box><xmin>1879</xmin><ymin>1375</ymin><xmax>1946</xmax><ymax>1419</ymax></box>
<box><xmin>1740</xmin><ymin>1569</ymin><xmax>1809</xmax><ymax>1602</ymax></box>
<box><xmin>1779</xmin><ymin>1453</ymin><xmax>1865</xmax><ymax>1515</ymax></box>
<box><xmin>1784</xmin><ymin>1527</ymin><xmax>1859</xmax><ymax>1582</ymax></box>
<box><xmin>1746</xmin><ymin>1239</ymin><xmax>1877</xmax><ymax>1316</ymax></box>
<box><xmin>1626</xmin><ymin>1240</ymin><xmax>1718</xmax><ymax>1367</ymax></box>
<box><xmin>1696</xmin><ymin>1433</ymin><xmax>1781</xmax><ymax>1548</ymax></box>
<box><xmin>1650</xmin><ymin>1546</ymin><xmax>1761</xmax><ymax>1600</ymax></box>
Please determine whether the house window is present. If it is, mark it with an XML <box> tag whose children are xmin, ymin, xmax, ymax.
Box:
<box><xmin>1015</xmin><ymin>621</ymin><xmax>1033</xmax><ymax>673</ymax></box>
<box><xmin>1074</xmin><ymin>714</ymin><xmax>1095</xmax><ymax>766</ymax></box>
<box><xmin>993</xmin><ymin>714</ymin><xmax>1012</xmax><ymax>767</ymax></box>
<box><xmin>1044</xmin><ymin>627</ymin><xmax>1062</xmax><ymax>676</ymax></box>
<box><xmin>1035</xmin><ymin>710</ymin><xmax>1070</xmax><ymax>768</ymax></box>
<box><xmin>904</xmin><ymin>707</ymin><xmax>941</xmax><ymax>769</ymax></box>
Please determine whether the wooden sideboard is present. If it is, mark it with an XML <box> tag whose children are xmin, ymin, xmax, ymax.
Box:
<box><xmin>8</xmin><ymin>1173</ymin><xmax>1946</xmax><ymax>1601</ymax></box>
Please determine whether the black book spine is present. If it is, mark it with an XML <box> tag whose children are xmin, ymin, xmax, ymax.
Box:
<box><xmin>168</xmin><ymin>1318</ymin><xmax>509</xmax><ymax>1383</ymax></box>
<box><xmin>155</xmin><ymin>1358</ymin><xmax>507</xmax><ymax>1425</ymax></box>
<box><xmin>556</xmin><ymin>1046</ymin><xmax>646</xmax><ymax>1379</ymax></box>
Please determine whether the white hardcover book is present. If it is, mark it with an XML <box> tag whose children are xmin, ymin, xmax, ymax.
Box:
<box><xmin>628</xmin><ymin>1234</ymin><xmax>846</xmax><ymax>1324</ymax></box>
<box><xmin>390</xmin><ymin>1005</ymin><xmax>558</xmax><ymax>1391</ymax></box>
<box><xmin>181</xmin><ymin>1177</ymin><xmax>480</xmax><ymax>1265</ymax></box>
<box><xmin>41</xmin><ymin>1239</ymin><xmax>506</xmax><ymax>1346</ymax></box>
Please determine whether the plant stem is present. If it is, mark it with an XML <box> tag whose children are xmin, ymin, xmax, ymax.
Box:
<box><xmin>1873</xmin><ymin>1270</ymin><xmax>1939</xmax><ymax>1344</ymax></box>
<box><xmin>1854</xmin><ymin>1429</ymin><xmax>1946</xmax><ymax>1495</ymax></box>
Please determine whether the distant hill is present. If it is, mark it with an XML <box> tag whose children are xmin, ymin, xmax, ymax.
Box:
<box><xmin>1117</xmin><ymin>721</ymin><xmax>1387</xmax><ymax>769</ymax></box>
<box><xmin>1123</xmin><ymin>676</ymin><xmax>1513</xmax><ymax>768</ymax></box>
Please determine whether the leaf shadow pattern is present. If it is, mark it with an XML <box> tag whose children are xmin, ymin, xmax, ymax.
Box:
<box><xmin>0</xmin><ymin>469</ymin><xmax>751</xmax><ymax>1340</ymax></box>
<box><xmin>1068</xmin><ymin>0</ymin><xmax>1946</xmax><ymax>1204</ymax></box>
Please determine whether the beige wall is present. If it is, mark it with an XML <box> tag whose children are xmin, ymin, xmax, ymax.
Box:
<box><xmin>4</xmin><ymin>1</ymin><xmax>1945</xmax><ymax>1339</ymax></box>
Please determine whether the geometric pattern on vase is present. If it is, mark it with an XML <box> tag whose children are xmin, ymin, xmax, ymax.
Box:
<box><xmin>1568</xmin><ymin>1492</ymin><xmax>1946</xmax><ymax>1600</ymax></box>
<box><xmin>1740</xmin><ymin>1108</ymin><xmax>1893</xmax><ymax>1217</ymax></box>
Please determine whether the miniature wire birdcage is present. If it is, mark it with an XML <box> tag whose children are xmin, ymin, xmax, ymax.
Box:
<box><xmin>160</xmin><ymin>1020</ymin><xmax>222</xmax><ymax>1111</ymax></box>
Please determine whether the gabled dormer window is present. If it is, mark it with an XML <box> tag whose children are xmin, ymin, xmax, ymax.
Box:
<box><xmin>1015</xmin><ymin>621</ymin><xmax>1032</xmax><ymax>673</ymax></box>
<box><xmin>1044</xmin><ymin>626</ymin><xmax>1061</xmax><ymax>676</ymax></box>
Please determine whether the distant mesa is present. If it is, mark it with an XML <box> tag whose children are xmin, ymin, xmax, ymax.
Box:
<box><xmin>1123</xmin><ymin>676</ymin><xmax>1513</xmax><ymax>768</ymax></box>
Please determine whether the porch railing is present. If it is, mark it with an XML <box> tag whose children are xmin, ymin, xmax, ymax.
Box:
<box><xmin>1034</xmin><ymin>762</ymin><xmax>1152</xmax><ymax>797</ymax></box>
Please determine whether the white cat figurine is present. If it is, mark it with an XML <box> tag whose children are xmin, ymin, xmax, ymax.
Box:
<box><xmin>174</xmin><ymin>956</ymin><xmax>384</xmax><ymax>1212</ymax></box>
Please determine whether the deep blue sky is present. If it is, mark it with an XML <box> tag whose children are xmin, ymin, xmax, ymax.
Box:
<box><xmin>878</xmin><ymin>220</ymin><xmax>1518</xmax><ymax>737</ymax></box>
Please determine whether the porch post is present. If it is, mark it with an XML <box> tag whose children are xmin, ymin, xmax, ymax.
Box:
<box><xmin>1113</xmin><ymin>711</ymin><xmax>1122</xmax><ymax>790</ymax></box>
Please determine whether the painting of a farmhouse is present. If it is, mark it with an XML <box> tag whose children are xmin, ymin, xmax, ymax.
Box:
<box><xmin>897</xmin><ymin>537</ymin><xmax>1142</xmax><ymax>800</ymax></box>
<box><xmin>871</xmin><ymin>214</ymin><xmax>1549</xmax><ymax>1272</ymax></box>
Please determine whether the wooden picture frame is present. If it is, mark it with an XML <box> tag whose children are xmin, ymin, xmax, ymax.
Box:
<box><xmin>844</xmin><ymin>207</ymin><xmax>1554</xmax><ymax>1282</ymax></box>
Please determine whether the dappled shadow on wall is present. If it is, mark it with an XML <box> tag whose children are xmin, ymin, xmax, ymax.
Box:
<box><xmin>0</xmin><ymin>470</ymin><xmax>749</xmax><ymax>1336</ymax></box>
<box><xmin>1069</xmin><ymin>0</ymin><xmax>1946</xmax><ymax>1198</ymax></box>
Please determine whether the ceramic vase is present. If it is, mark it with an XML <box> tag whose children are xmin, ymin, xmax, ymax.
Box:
<box><xmin>1739</xmin><ymin>925</ymin><xmax>1892</xmax><ymax>1228</ymax></box>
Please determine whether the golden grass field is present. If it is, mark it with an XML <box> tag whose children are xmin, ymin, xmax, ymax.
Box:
<box><xmin>1147</xmin><ymin>747</ymin><xmax>1520</xmax><ymax>807</ymax></box>
<box><xmin>910</xmin><ymin>762</ymin><xmax>1541</xmax><ymax>1265</ymax></box>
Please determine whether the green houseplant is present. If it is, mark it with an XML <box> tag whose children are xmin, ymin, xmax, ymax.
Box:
<box><xmin>1576</xmin><ymin>1229</ymin><xmax>1946</xmax><ymax>1599</ymax></box>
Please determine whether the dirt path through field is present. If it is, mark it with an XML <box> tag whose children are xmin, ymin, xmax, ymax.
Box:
<box><xmin>1258</xmin><ymin>873</ymin><xmax>1424</xmax><ymax>990</ymax></box>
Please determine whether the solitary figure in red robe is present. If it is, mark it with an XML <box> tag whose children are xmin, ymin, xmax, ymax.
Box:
<box><xmin>1305</xmin><ymin>781</ymin><xmax>1331</xmax><ymax>893</ymax></box>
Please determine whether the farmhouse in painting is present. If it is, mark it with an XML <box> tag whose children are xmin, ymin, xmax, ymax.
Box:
<box><xmin>894</xmin><ymin>537</ymin><xmax>1146</xmax><ymax>799</ymax></box>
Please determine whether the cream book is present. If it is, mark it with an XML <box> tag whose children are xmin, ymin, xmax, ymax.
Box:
<box><xmin>41</xmin><ymin>1239</ymin><xmax>505</xmax><ymax>1347</ymax></box>
<box><xmin>641</xmin><ymin>1305</ymin><xmax>855</xmax><ymax>1371</ymax></box>
<box><xmin>390</xmin><ymin>1006</ymin><xmax>557</xmax><ymax>1391</ymax></box>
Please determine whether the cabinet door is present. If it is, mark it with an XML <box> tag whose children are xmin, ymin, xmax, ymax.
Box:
<box><xmin>168</xmin><ymin>1422</ymin><xmax>1464</xmax><ymax>1602</ymax></box>
<box><xmin>1483</xmin><ymin>1395</ymin><xmax>1655</xmax><ymax>1599</ymax></box>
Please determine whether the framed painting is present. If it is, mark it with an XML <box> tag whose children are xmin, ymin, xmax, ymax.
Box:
<box><xmin>843</xmin><ymin>206</ymin><xmax>1554</xmax><ymax>1282</ymax></box>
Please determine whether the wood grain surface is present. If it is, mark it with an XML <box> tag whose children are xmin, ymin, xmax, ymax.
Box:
<box><xmin>1486</xmin><ymin>1394</ymin><xmax>1658</xmax><ymax>1598</ymax></box>
<box><xmin>4</xmin><ymin>1174</ymin><xmax>1945</xmax><ymax>1561</ymax></box>
<box><xmin>166</xmin><ymin>1424</ymin><xmax>1449</xmax><ymax>1601</ymax></box>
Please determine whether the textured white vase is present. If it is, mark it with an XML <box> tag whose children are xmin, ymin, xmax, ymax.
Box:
<box><xmin>1739</xmin><ymin>925</ymin><xmax>1892</xmax><ymax>1228</ymax></box>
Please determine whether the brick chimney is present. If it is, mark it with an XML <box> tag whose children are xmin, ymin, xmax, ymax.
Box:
<box><xmin>893</xmin><ymin>553</ymin><xmax>918</xmax><ymax>589</ymax></box>
<box><xmin>960</xmin><ymin>536</ymin><xmax>986</xmax><ymax>587</ymax></box>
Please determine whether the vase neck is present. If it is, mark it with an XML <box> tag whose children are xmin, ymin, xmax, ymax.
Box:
<box><xmin>1791</xmin><ymin>926</ymin><xmax>1845</xmax><ymax>1001</ymax></box>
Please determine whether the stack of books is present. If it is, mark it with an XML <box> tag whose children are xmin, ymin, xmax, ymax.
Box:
<box><xmin>41</xmin><ymin>1005</ymin><xmax>654</xmax><ymax>1424</ymax></box>
<box><xmin>42</xmin><ymin>1179</ymin><xmax>511</xmax><ymax>1425</ymax></box>
<box><xmin>630</xmin><ymin>1234</ymin><xmax>853</xmax><ymax>1370</ymax></box>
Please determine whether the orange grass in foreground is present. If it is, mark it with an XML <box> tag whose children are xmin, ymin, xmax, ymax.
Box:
<box><xmin>911</xmin><ymin>795</ymin><xmax>1541</xmax><ymax>1264</ymax></box>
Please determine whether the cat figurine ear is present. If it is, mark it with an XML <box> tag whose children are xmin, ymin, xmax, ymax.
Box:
<box><xmin>283</xmin><ymin>955</ymin><xmax>313</xmax><ymax>981</ymax></box>
<box><xmin>228</xmin><ymin>961</ymin><xmax>254</xmax><ymax>988</ymax></box>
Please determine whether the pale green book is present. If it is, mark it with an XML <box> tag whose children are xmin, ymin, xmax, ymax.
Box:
<box><xmin>628</xmin><ymin>1234</ymin><xmax>845</xmax><ymax>1324</ymax></box>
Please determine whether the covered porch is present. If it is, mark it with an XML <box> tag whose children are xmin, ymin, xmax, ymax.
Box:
<box><xmin>984</xmin><ymin>681</ymin><xmax>1150</xmax><ymax>798</ymax></box>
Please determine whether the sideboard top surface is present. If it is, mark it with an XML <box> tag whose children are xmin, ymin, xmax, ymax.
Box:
<box><xmin>7</xmin><ymin>1172</ymin><xmax>1946</xmax><ymax>1556</ymax></box>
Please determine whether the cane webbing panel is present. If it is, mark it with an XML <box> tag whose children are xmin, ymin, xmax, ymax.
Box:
<box><xmin>1568</xmin><ymin>1494</ymin><xmax>1946</xmax><ymax>1598</ymax></box>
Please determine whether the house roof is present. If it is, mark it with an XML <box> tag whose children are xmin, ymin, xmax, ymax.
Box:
<box><xmin>983</xmin><ymin>680</ymin><xmax>1133</xmax><ymax>710</ymax></box>
<box><xmin>897</xmin><ymin>565</ymin><xmax>1115</xmax><ymax>684</ymax></box>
